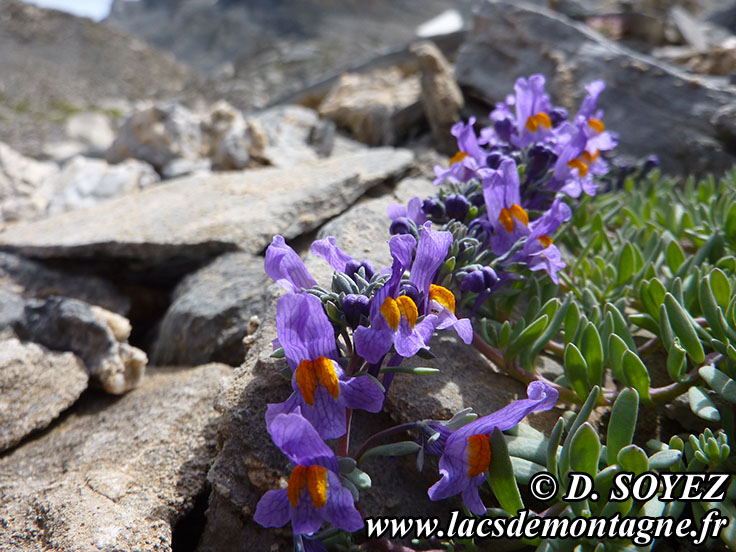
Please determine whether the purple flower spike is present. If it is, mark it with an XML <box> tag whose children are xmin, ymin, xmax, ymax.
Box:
<box><xmin>268</xmin><ymin>293</ymin><xmax>384</xmax><ymax>439</ymax></box>
<box><xmin>265</xmin><ymin>235</ymin><xmax>317</xmax><ymax>293</ymax></box>
<box><xmin>427</xmin><ymin>381</ymin><xmax>558</xmax><ymax>515</ymax></box>
<box><xmin>254</xmin><ymin>412</ymin><xmax>364</xmax><ymax>535</ymax></box>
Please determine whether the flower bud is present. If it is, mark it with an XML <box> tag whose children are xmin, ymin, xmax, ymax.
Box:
<box><xmin>526</xmin><ymin>144</ymin><xmax>557</xmax><ymax>181</ymax></box>
<box><xmin>444</xmin><ymin>194</ymin><xmax>469</xmax><ymax>221</ymax></box>
<box><xmin>421</xmin><ymin>198</ymin><xmax>444</xmax><ymax>219</ymax></box>
<box><xmin>399</xmin><ymin>282</ymin><xmax>421</xmax><ymax>306</ymax></box>
<box><xmin>342</xmin><ymin>294</ymin><xmax>370</xmax><ymax>329</ymax></box>
<box><xmin>389</xmin><ymin>216</ymin><xmax>413</xmax><ymax>236</ymax></box>
<box><xmin>548</xmin><ymin>107</ymin><xmax>568</xmax><ymax>127</ymax></box>
<box><xmin>482</xmin><ymin>266</ymin><xmax>498</xmax><ymax>288</ymax></box>
<box><xmin>345</xmin><ymin>259</ymin><xmax>376</xmax><ymax>281</ymax></box>
<box><xmin>460</xmin><ymin>269</ymin><xmax>486</xmax><ymax>293</ymax></box>
<box><xmin>494</xmin><ymin>118</ymin><xmax>513</xmax><ymax>142</ymax></box>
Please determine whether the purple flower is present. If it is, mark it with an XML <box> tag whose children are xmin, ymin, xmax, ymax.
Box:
<box><xmin>433</xmin><ymin>118</ymin><xmax>487</xmax><ymax>186</ymax></box>
<box><xmin>481</xmin><ymin>158</ymin><xmax>570</xmax><ymax>283</ymax></box>
<box><xmin>254</xmin><ymin>411</ymin><xmax>363</xmax><ymax>535</ymax></box>
<box><xmin>265</xmin><ymin>235</ymin><xmax>317</xmax><ymax>293</ymax></box>
<box><xmin>311</xmin><ymin>236</ymin><xmax>375</xmax><ymax>280</ymax></box>
<box><xmin>427</xmin><ymin>381</ymin><xmax>558</xmax><ymax>515</ymax></box>
<box><xmin>354</xmin><ymin>233</ymin><xmax>439</xmax><ymax>363</ymax></box>
<box><xmin>387</xmin><ymin>196</ymin><xmax>427</xmax><ymax>226</ymax></box>
<box><xmin>511</xmin><ymin>74</ymin><xmax>554</xmax><ymax>148</ymax></box>
<box><xmin>266</xmin><ymin>293</ymin><xmax>384</xmax><ymax>439</ymax></box>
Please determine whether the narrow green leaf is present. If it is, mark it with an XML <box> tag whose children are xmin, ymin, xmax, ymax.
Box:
<box><xmin>509</xmin><ymin>457</ymin><xmax>546</xmax><ymax>485</ymax></box>
<box><xmin>547</xmin><ymin>417</ymin><xmax>564</xmax><ymax>479</ymax></box>
<box><xmin>559</xmin><ymin>387</ymin><xmax>600</xmax><ymax>483</ymax></box>
<box><xmin>605</xmin><ymin>303</ymin><xmax>636</xmax><ymax>351</ymax></box>
<box><xmin>359</xmin><ymin>441</ymin><xmax>421</xmax><ymax>463</ymax></box>
<box><xmin>581</xmin><ymin>322</ymin><xmax>604</xmax><ymax>387</ymax></box>
<box><xmin>618</xmin><ymin>242</ymin><xmax>635</xmax><ymax>285</ymax></box>
<box><xmin>710</xmin><ymin>268</ymin><xmax>731</xmax><ymax>310</ymax></box>
<box><xmin>665</xmin><ymin>240</ymin><xmax>686</xmax><ymax>273</ymax></box>
<box><xmin>700</xmin><ymin>365</ymin><xmax>736</xmax><ymax>403</ymax></box>
<box><xmin>666</xmin><ymin>338</ymin><xmax>688</xmax><ymax>382</ymax></box>
<box><xmin>570</xmin><ymin>423</ymin><xmax>601</xmax><ymax>477</ymax></box>
<box><xmin>498</xmin><ymin>320</ymin><xmax>512</xmax><ymax>348</ymax></box>
<box><xmin>380</xmin><ymin>366</ymin><xmax>440</xmax><ymax>375</ymax></box>
<box><xmin>530</xmin><ymin>294</ymin><xmax>571</xmax><ymax>361</ymax></box>
<box><xmin>507</xmin><ymin>314</ymin><xmax>549</xmax><ymax>358</ymax></box>
<box><xmin>647</xmin><ymin>449</ymin><xmax>682</xmax><ymax>469</ymax></box>
<box><xmin>607</xmin><ymin>388</ymin><xmax>639</xmax><ymax>465</ymax></box>
<box><xmin>608</xmin><ymin>334</ymin><xmax>630</xmax><ymax>385</ymax></box>
<box><xmin>664</xmin><ymin>293</ymin><xmax>705</xmax><ymax>364</ymax></box>
<box><xmin>617</xmin><ymin>445</ymin><xmax>649</xmax><ymax>476</ymax></box>
<box><xmin>506</xmin><ymin>436</ymin><xmax>549</xmax><ymax>466</ymax></box>
<box><xmin>487</xmin><ymin>428</ymin><xmax>524</xmax><ymax>514</ymax></box>
<box><xmin>688</xmin><ymin>386</ymin><xmax>721</xmax><ymax>422</ymax></box>
<box><xmin>659</xmin><ymin>304</ymin><xmax>675</xmax><ymax>352</ymax></box>
<box><xmin>622</xmin><ymin>350</ymin><xmax>651</xmax><ymax>402</ymax></box>
<box><xmin>628</xmin><ymin>313</ymin><xmax>660</xmax><ymax>334</ymax></box>
<box><xmin>563</xmin><ymin>300</ymin><xmax>581</xmax><ymax>345</ymax></box>
<box><xmin>564</xmin><ymin>343</ymin><xmax>590</xmax><ymax>400</ymax></box>
<box><xmin>699</xmin><ymin>275</ymin><xmax>728</xmax><ymax>341</ymax></box>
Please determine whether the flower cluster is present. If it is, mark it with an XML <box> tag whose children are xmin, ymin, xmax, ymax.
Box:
<box><xmin>389</xmin><ymin>74</ymin><xmax>617</xmax><ymax>296</ymax></box>
<box><xmin>252</xmin><ymin>74</ymin><xmax>619</xmax><ymax>547</ymax></box>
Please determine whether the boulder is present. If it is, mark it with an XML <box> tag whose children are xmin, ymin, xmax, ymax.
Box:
<box><xmin>152</xmin><ymin>252</ymin><xmax>269</xmax><ymax>367</ymax></box>
<box><xmin>0</xmin><ymin>251</ymin><xmax>130</xmax><ymax>315</ymax></box>
<box><xmin>0</xmin><ymin>142</ymin><xmax>59</xmax><ymax>224</ymax></box>
<box><xmin>0</xmin><ymin>338</ymin><xmax>88</xmax><ymax>452</ymax></box>
<box><xmin>106</xmin><ymin>102</ymin><xmax>205</xmax><ymax>172</ymax></box>
<box><xmin>0</xmin><ymin>149</ymin><xmax>414</xmax><ymax>278</ymax></box>
<box><xmin>411</xmin><ymin>40</ymin><xmax>464</xmax><ymax>155</ymax></box>
<box><xmin>17</xmin><ymin>297</ymin><xmax>146</xmax><ymax>394</ymax></box>
<box><xmin>47</xmin><ymin>156</ymin><xmax>159</xmax><ymax>215</ymax></box>
<box><xmin>318</xmin><ymin>68</ymin><xmax>424</xmax><ymax>146</ymax></box>
<box><xmin>454</xmin><ymin>1</ymin><xmax>736</xmax><ymax>174</ymax></box>
<box><xmin>0</xmin><ymin>363</ymin><xmax>231</xmax><ymax>552</ymax></box>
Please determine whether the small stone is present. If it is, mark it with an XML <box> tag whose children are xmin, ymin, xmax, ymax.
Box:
<box><xmin>47</xmin><ymin>156</ymin><xmax>159</xmax><ymax>215</ymax></box>
<box><xmin>0</xmin><ymin>141</ymin><xmax>59</xmax><ymax>224</ymax></box>
<box><xmin>18</xmin><ymin>297</ymin><xmax>146</xmax><ymax>394</ymax></box>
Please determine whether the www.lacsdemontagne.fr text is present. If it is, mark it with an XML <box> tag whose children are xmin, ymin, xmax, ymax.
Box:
<box><xmin>365</xmin><ymin>509</ymin><xmax>729</xmax><ymax>546</ymax></box>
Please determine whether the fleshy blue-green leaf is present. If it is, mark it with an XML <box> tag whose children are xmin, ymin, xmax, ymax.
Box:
<box><xmin>487</xmin><ymin>428</ymin><xmax>525</xmax><ymax>514</ymax></box>
<box><xmin>570</xmin><ymin>422</ymin><xmax>601</xmax><ymax>477</ymax></box>
<box><xmin>564</xmin><ymin>343</ymin><xmax>589</xmax><ymax>400</ymax></box>
<box><xmin>607</xmin><ymin>388</ymin><xmax>639</xmax><ymax>465</ymax></box>
<box><xmin>664</xmin><ymin>293</ymin><xmax>705</xmax><ymax>364</ymax></box>
<box><xmin>622</xmin><ymin>350</ymin><xmax>651</xmax><ymax>402</ymax></box>
<box><xmin>688</xmin><ymin>386</ymin><xmax>721</xmax><ymax>422</ymax></box>
<box><xmin>617</xmin><ymin>445</ymin><xmax>649</xmax><ymax>476</ymax></box>
<box><xmin>700</xmin><ymin>365</ymin><xmax>736</xmax><ymax>403</ymax></box>
<box><xmin>582</xmin><ymin>322</ymin><xmax>604</xmax><ymax>387</ymax></box>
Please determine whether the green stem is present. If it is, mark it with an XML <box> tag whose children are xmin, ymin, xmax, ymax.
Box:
<box><xmin>471</xmin><ymin>331</ymin><xmax>602</xmax><ymax>406</ymax></box>
<box><xmin>352</xmin><ymin>422</ymin><xmax>420</xmax><ymax>462</ymax></box>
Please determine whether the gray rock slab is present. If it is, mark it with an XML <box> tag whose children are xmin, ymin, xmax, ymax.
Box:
<box><xmin>18</xmin><ymin>297</ymin><xmax>146</xmax><ymax>394</ymax></box>
<box><xmin>0</xmin><ymin>338</ymin><xmax>88</xmax><ymax>452</ymax></box>
<box><xmin>152</xmin><ymin>252</ymin><xmax>269</xmax><ymax>367</ymax></box>
<box><xmin>0</xmin><ymin>252</ymin><xmax>130</xmax><ymax>315</ymax></box>
<box><xmin>0</xmin><ymin>363</ymin><xmax>231</xmax><ymax>552</ymax></box>
<box><xmin>0</xmin><ymin>148</ymin><xmax>414</xmax><ymax>272</ymax></box>
<box><xmin>455</xmin><ymin>1</ymin><xmax>736</xmax><ymax>174</ymax></box>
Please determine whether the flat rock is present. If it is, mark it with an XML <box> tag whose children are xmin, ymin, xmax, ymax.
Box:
<box><xmin>454</xmin><ymin>1</ymin><xmax>736</xmax><ymax>174</ymax></box>
<box><xmin>0</xmin><ymin>149</ymin><xmax>414</xmax><ymax>275</ymax></box>
<box><xmin>0</xmin><ymin>363</ymin><xmax>231</xmax><ymax>552</ymax></box>
<box><xmin>0</xmin><ymin>252</ymin><xmax>129</xmax><ymax>315</ymax></box>
<box><xmin>152</xmin><ymin>252</ymin><xmax>269</xmax><ymax>367</ymax></box>
<box><xmin>0</xmin><ymin>338</ymin><xmax>88</xmax><ymax>452</ymax></box>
